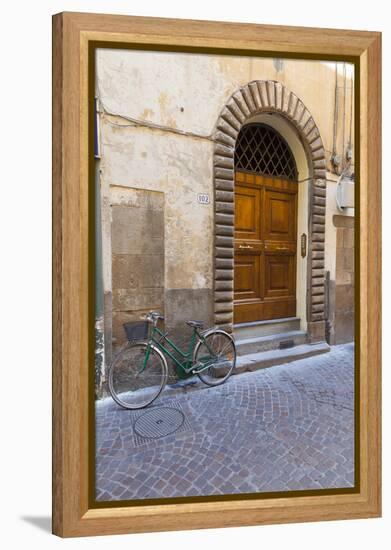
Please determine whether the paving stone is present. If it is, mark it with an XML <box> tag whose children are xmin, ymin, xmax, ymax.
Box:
<box><xmin>95</xmin><ymin>344</ymin><xmax>355</xmax><ymax>500</ymax></box>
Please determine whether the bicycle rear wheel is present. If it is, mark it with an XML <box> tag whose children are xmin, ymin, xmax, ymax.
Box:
<box><xmin>194</xmin><ymin>330</ymin><xmax>236</xmax><ymax>386</ymax></box>
<box><xmin>108</xmin><ymin>342</ymin><xmax>168</xmax><ymax>409</ymax></box>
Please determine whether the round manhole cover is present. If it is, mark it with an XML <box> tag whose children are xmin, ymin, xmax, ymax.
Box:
<box><xmin>134</xmin><ymin>407</ymin><xmax>185</xmax><ymax>439</ymax></box>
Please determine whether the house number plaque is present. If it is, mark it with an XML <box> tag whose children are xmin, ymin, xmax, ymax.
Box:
<box><xmin>197</xmin><ymin>193</ymin><xmax>210</xmax><ymax>204</ymax></box>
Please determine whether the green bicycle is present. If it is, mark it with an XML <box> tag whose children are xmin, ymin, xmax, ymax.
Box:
<box><xmin>108</xmin><ymin>311</ymin><xmax>236</xmax><ymax>409</ymax></box>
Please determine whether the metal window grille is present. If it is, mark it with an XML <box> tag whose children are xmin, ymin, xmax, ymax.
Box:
<box><xmin>234</xmin><ymin>123</ymin><xmax>297</xmax><ymax>180</ymax></box>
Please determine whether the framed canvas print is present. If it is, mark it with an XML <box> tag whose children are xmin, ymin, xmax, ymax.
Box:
<box><xmin>52</xmin><ymin>12</ymin><xmax>381</xmax><ymax>537</ymax></box>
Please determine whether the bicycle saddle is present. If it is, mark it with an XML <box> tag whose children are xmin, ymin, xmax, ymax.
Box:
<box><xmin>186</xmin><ymin>320</ymin><xmax>204</xmax><ymax>328</ymax></box>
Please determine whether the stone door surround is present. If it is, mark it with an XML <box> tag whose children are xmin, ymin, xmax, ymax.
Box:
<box><xmin>213</xmin><ymin>80</ymin><xmax>327</xmax><ymax>342</ymax></box>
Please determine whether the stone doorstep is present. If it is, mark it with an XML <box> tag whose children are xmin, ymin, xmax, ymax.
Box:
<box><xmin>234</xmin><ymin>342</ymin><xmax>330</xmax><ymax>374</ymax></box>
<box><xmin>234</xmin><ymin>316</ymin><xmax>301</xmax><ymax>340</ymax></box>
<box><xmin>235</xmin><ymin>330</ymin><xmax>308</xmax><ymax>356</ymax></box>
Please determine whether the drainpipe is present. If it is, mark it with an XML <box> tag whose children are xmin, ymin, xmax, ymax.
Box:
<box><xmin>324</xmin><ymin>270</ymin><xmax>332</xmax><ymax>344</ymax></box>
<box><xmin>331</xmin><ymin>63</ymin><xmax>341</xmax><ymax>174</ymax></box>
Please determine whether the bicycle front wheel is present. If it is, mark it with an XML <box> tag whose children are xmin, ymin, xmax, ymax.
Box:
<box><xmin>108</xmin><ymin>342</ymin><xmax>168</xmax><ymax>409</ymax></box>
<box><xmin>194</xmin><ymin>330</ymin><xmax>236</xmax><ymax>386</ymax></box>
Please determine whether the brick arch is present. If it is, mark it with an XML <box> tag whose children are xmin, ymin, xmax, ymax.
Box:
<box><xmin>213</xmin><ymin>80</ymin><xmax>327</xmax><ymax>342</ymax></box>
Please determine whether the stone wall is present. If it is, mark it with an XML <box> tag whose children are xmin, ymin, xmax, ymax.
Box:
<box><xmin>332</xmin><ymin>215</ymin><xmax>355</xmax><ymax>344</ymax></box>
<box><xmin>110</xmin><ymin>187</ymin><xmax>164</xmax><ymax>350</ymax></box>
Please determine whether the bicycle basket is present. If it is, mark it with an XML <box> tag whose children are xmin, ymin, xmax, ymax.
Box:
<box><xmin>123</xmin><ymin>321</ymin><xmax>149</xmax><ymax>342</ymax></box>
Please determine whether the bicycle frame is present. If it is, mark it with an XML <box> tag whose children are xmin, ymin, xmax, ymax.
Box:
<box><xmin>144</xmin><ymin>324</ymin><xmax>216</xmax><ymax>378</ymax></box>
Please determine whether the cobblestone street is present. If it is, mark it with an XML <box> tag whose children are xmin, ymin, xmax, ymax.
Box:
<box><xmin>95</xmin><ymin>343</ymin><xmax>355</xmax><ymax>501</ymax></box>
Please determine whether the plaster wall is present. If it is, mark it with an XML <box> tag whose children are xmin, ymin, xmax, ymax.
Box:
<box><xmin>96</xmin><ymin>49</ymin><xmax>355</xmax><ymax>358</ymax></box>
<box><xmin>97</xmin><ymin>50</ymin><xmax>354</xmax><ymax>170</ymax></box>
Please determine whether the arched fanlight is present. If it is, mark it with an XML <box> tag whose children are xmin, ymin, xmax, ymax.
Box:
<box><xmin>234</xmin><ymin>123</ymin><xmax>298</xmax><ymax>180</ymax></box>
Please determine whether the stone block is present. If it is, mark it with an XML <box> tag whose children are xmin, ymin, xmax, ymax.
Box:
<box><xmin>233</xmin><ymin>90</ymin><xmax>251</xmax><ymax>117</ymax></box>
<box><xmin>335</xmin><ymin>269</ymin><xmax>352</xmax><ymax>285</ymax></box>
<box><xmin>215</xmin><ymin>213</ymin><xmax>234</xmax><ymax>227</ymax></box>
<box><xmin>215</xmin><ymin>235</ymin><xmax>234</xmax><ymax>248</ymax></box>
<box><xmin>334</xmin><ymin>311</ymin><xmax>355</xmax><ymax>344</ymax></box>
<box><xmin>303</xmin><ymin>117</ymin><xmax>315</xmax><ymax>137</ymax></box>
<box><xmin>220</xmin><ymin>108</ymin><xmax>241</xmax><ymax>132</ymax></box>
<box><xmin>215</xmin><ymin>190</ymin><xmax>234</xmax><ymax>203</ymax></box>
<box><xmin>215</xmin><ymin>290</ymin><xmax>234</xmax><ymax>303</ymax></box>
<box><xmin>214</xmin><ymin>131</ymin><xmax>235</xmax><ymax>148</ymax></box>
<box><xmin>112</xmin><ymin>254</ymin><xmax>164</xmax><ymax>289</ymax></box>
<box><xmin>312</xmin><ymin>294</ymin><xmax>325</xmax><ymax>304</ymax></box>
<box><xmin>110</xmin><ymin>187</ymin><xmax>164</xmax><ymax>210</ymax></box>
<box><xmin>227</xmin><ymin>100</ymin><xmax>246</xmax><ymax>124</ymax></box>
<box><xmin>343</xmin><ymin>250</ymin><xmax>354</xmax><ymax>272</ymax></box>
<box><xmin>335</xmin><ymin>284</ymin><xmax>354</xmax><ymax>313</ymax></box>
<box><xmin>215</xmin><ymin>224</ymin><xmax>234</xmax><ymax>237</ymax></box>
<box><xmin>333</xmin><ymin>215</ymin><xmax>354</xmax><ymax>229</ymax></box>
<box><xmin>249</xmin><ymin>82</ymin><xmax>262</xmax><ymax>110</ymax></box>
<box><xmin>214</xmin><ymin>167</ymin><xmax>234</xmax><ymax>181</ymax></box>
<box><xmin>287</xmin><ymin>92</ymin><xmax>298</xmax><ymax>118</ymax></box>
<box><xmin>151</xmin><ymin>212</ymin><xmax>164</xmax><ymax>238</ymax></box>
<box><xmin>242</xmin><ymin>85</ymin><xmax>256</xmax><ymax>113</ymax></box>
<box><xmin>112</xmin><ymin>287</ymin><xmax>164</xmax><ymax>312</ymax></box>
<box><xmin>215</xmin><ymin>279</ymin><xmax>233</xmax><ymax>290</ymax></box>
<box><xmin>214</xmin><ymin>142</ymin><xmax>234</xmax><ymax>157</ymax></box>
<box><xmin>215</xmin><ymin>312</ymin><xmax>234</xmax><ymax>325</ymax></box>
<box><xmin>336</xmin><ymin>231</ymin><xmax>344</xmax><ymax>248</ymax></box>
<box><xmin>313</xmin><ymin>224</ymin><xmax>325</xmax><ymax>233</ymax></box>
<box><xmin>214</xmin><ymin>155</ymin><xmax>234</xmax><ymax>169</ymax></box>
<box><xmin>311</xmin><ymin>313</ymin><xmax>325</xmax><ymax>322</ymax></box>
<box><xmin>313</xmin><ymin>158</ymin><xmax>326</xmax><ymax>170</ymax></box>
<box><xmin>336</xmin><ymin>247</ymin><xmax>345</xmax><ymax>271</ymax></box>
<box><xmin>306</xmin><ymin>126</ymin><xmax>320</xmax><ymax>143</ymax></box>
<box><xmin>336</xmin><ymin>230</ymin><xmax>354</xmax><ymax>271</ymax></box>
<box><xmin>215</xmin><ymin>301</ymin><xmax>233</xmax><ymax>313</ymax></box>
<box><xmin>215</xmin><ymin>179</ymin><xmax>234</xmax><ymax>192</ymax></box>
<box><xmin>275</xmin><ymin>82</ymin><xmax>283</xmax><ymax>111</ymax></box>
<box><xmin>314</xmin><ymin>196</ymin><xmax>326</xmax><ymax>206</ymax></box>
<box><xmin>267</xmin><ymin>81</ymin><xmax>276</xmax><ymax>108</ymax></box>
<box><xmin>307</xmin><ymin>320</ymin><xmax>326</xmax><ymax>342</ymax></box>
<box><xmin>216</xmin><ymin>201</ymin><xmax>234</xmax><ymax>214</ymax></box>
<box><xmin>217</xmin><ymin>119</ymin><xmax>238</xmax><ymax>140</ymax></box>
<box><xmin>215</xmin><ymin>268</ymin><xmax>234</xmax><ymax>281</ymax></box>
<box><xmin>313</xmin><ymin>214</ymin><xmax>325</xmax><ymax>224</ymax></box>
<box><xmin>343</xmin><ymin>228</ymin><xmax>355</xmax><ymax>249</ymax></box>
<box><xmin>111</xmin><ymin>206</ymin><xmax>164</xmax><ymax>255</ymax></box>
<box><xmin>293</xmin><ymin>100</ymin><xmax>305</xmax><ymax>124</ymax></box>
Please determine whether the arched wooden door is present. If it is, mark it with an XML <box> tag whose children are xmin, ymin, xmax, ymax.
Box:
<box><xmin>234</xmin><ymin>123</ymin><xmax>298</xmax><ymax>324</ymax></box>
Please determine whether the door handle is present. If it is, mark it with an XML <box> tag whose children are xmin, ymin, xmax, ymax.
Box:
<box><xmin>239</xmin><ymin>244</ymin><xmax>253</xmax><ymax>249</ymax></box>
<box><xmin>275</xmin><ymin>246</ymin><xmax>290</xmax><ymax>251</ymax></box>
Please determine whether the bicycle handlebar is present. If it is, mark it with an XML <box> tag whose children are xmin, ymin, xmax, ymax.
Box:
<box><xmin>142</xmin><ymin>311</ymin><xmax>165</xmax><ymax>324</ymax></box>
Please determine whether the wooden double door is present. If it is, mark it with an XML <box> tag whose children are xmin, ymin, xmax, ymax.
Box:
<box><xmin>234</xmin><ymin>171</ymin><xmax>298</xmax><ymax>324</ymax></box>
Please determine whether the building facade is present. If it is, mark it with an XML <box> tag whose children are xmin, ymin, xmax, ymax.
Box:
<box><xmin>94</xmin><ymin>50</ymin><xmax>355</xmax><ymax>391</ymax></box>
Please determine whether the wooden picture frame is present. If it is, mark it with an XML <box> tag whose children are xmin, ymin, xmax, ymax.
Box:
<box><xmin>52</xmin><ymin>12</ymin><xmax>381</xmax><ymax>537</ymax></box>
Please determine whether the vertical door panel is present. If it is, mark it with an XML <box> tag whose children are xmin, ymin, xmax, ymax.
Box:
<box><xmin>234</xmin><ymin>172</ymin><xmax>297</xmax><ymax>323</ymax></box>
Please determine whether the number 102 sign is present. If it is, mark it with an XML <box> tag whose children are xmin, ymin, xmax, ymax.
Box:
<box><xmin>197</xmin><ymin>193</ymin><xmax>210</xmax><ymax>204</ymax></box>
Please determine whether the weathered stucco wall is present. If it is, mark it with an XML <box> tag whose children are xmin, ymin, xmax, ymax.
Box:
<box><xmin>97</xmin><ymin>51</ymin><xmax>354</xmax><ymax>169</ymax></box>
<box><xmin>96</xmin><ymin>49</ymin><xmax>355</xmax><ymax>369</ymax></box>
